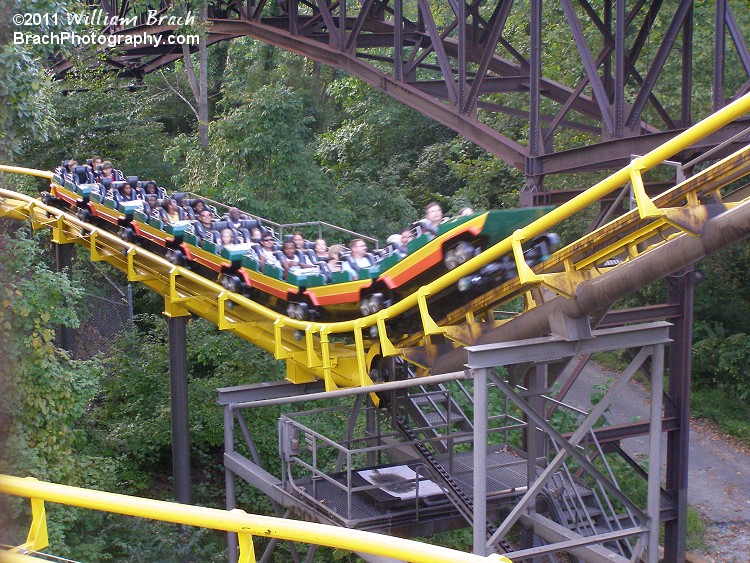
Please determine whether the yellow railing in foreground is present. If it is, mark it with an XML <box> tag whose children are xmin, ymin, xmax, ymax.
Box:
<box><xmin>0</xmin><ymin>474</ymin><xmax>511</xmax><ymax>563</ymax></box>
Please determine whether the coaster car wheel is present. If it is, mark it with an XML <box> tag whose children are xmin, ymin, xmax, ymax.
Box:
<box><xmin>119</xmin><ymin>227</ymin><xmax>134</xmax><ymax>242</ymax></box>
<box><xmin>444</xmin><ymin>241</ymin><xmax>476</xmax><ymax>270</ymax></box>
<box><xmin>167</xmin><ymin>248</ymin><xmax>185</xmax><ymax>266</ymax></box>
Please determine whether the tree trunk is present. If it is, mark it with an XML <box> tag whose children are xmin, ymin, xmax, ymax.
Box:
<box><xmin>197</xmin><ymin>3</ymin><xmax>209</xmax><ymax>149</ymax></box>
<box><xmin>182</xmin><ymin>3</ymin><xmax>209</xmax><ymax>150</ymax></box>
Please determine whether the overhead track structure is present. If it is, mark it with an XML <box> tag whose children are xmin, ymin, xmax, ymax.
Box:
<box><xmin>53</xmin><ymin>0</ymin><xmax>750</xmax><ymax>192</ymax></box>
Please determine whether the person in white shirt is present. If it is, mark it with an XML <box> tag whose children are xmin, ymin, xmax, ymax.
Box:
<box><xmin>258</xmin><ymin>232</ymin><xmax>281</xmax><ymax>271</ymax></box>
<box><xmin>281</xmin><ymin>239</ymin><xmax>320</xmax><ymax>279</ymax></box>
<box><xmin>342</xmin><ymin>239</ymin><xmax>374</xmax><ymax>279</ymax></box>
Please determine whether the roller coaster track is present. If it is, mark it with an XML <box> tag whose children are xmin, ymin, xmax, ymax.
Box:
<box><xmin>3</xmin><ymin>94</ymin><xmax>750</xmax><ymax>391</ymax></box>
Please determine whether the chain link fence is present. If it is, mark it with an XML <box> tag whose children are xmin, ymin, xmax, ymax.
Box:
<box><xmin>66</xmin><ymin>249</ymin><xmax>134</xmax><ymax>360</ymax></box>
<box><xmin>73</xmin><ymin>288</ymin><xmax>132</xmax><ymax>360</ymax></box>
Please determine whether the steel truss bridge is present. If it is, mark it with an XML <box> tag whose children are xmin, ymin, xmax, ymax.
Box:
<box><xmin>57</xmin><ymin>0</ymin><xmax>750</xmax><ymax>196</ymax></box>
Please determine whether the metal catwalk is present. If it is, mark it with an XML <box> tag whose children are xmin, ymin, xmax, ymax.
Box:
<box><xmin>220</xmin><ymin>321</ymin><xmax>670</xmax><ymax>562</ymax></box>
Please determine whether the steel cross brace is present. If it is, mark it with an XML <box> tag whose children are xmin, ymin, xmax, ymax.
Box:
<box><xmin>482</xmin><ymin>345</ymin><xmax>657</xmax><ymax>548</ymax></box>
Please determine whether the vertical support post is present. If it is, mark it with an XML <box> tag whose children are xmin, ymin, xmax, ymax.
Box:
<box><xmin>681</xmin><ymin>4</ymin><xmax>694</xmax><ymax>127</ymax></box>
<box><xmin>394</xmin><ymin>0</ymin><xmax>403</xmax><ymax>80</ymax></box>
<box><xmin>166</xmin><ymin>313</ymin><xmax>191</xmax><ymax>505</ymax></box>
<box><xmin>614</xmin><ymin>0</ymin><xmax>625</xmax><ymax>137</ymax></box>
<box><xmin>457</xmin><ymin>0</ymin><xmax>466</xmax><ymax>111</ymax></box>
<box><xmin>522</xmin><ymin>365</ymin><xmax>546</xmax><ymax>553</ymax></box>
<box><xmin>664</xmin><ymin>271</ymin><xmax>694</xmax><ymax>562</ymax></box>
<box><xmin>55</xmin><ymin>242</ymin><xmax>75</xmax><ymax>353</ymax></box>
<box><xmin>366</xmin><ymin>396</ymin><xmax>377</xmax><ymax>467</ymax></box>
<box><xmin>472</xmin><ymin>367</ymin><xmax>489</xmax><ymax>556</ymax></box>
<box><xmin>225</xmin><ymin>405</ymin><xmax>238</xmax><ymax>563</ymax></box>
<box><xmin>646</xmin><ymin>344</ymin><xmax>665</xmax><ymax>563</ymax></box>
<box><xmin>602</xmin><ymin>0</ymin><xmax>612</xmax><ymax>97</ymax></box>
<box><xmin>528</xmin><ymin>0</ymin><xmax>542</xmax><ymax>158</ymax></box>
<box><xmin>713</xmin><ymin>0</ymin><xmax>726</xmax><ymax>112</ymax></box>
<box><xmin>524</xmin><ymin>0</ymin><xmax>543</xmax><ymax>203</ymax></box>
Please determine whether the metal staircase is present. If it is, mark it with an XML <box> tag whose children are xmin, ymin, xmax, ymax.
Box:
<box><xmin>400</xmin><ymin>363</ymin><xmax>474</xmax><ymax>454</ymax></box>
<box><xmin>542</xmin><ymin>433</ymin><xmax>642</xmax><ymax>560</ymax></box>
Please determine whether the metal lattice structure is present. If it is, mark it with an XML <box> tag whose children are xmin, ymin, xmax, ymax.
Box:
<box><xmin>57</xmin><ymin>0</ymin><xmax>750</xmax><ymax>193</ymax></box>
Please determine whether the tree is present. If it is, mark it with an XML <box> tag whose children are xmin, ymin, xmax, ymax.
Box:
<box><xmin>168</xmin><ymin>83</ymin><xmax>349</xmax><ymax>225</ymax></box>
<box><xmin>179</xmin><ymin>3</ymin><xmax>210</xmax><ymax>149</ymax></box>
<box><xmin>24</xmin><ymin>84</ymin><xmax>179</xmax><ymax>182</ymax></box>
<box><xmin>0</xmin><ymin>0</ymin><xmax>68</xmax><ymax>161</ymax></box>
<box><xmin>0</xmin><ymin>228</ymin><xmax>111</xmax><ymax>556</ymax></box>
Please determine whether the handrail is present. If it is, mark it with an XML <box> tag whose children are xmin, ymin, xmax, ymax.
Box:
<box><xmin>161</xmin><ymin>191</ymin><xmax>379</xmax><ymax>247</ymax></box>
<box><xmin>277</xmin><ymin>220</ymin><xmax>380</xmax><ymax>248</ymax></box>
<box><xmin>0</xmin><ymin>474</ymin><xmax>510</xmax><ymax>563</ymax></box>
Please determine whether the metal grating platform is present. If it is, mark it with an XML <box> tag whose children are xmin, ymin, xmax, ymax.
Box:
<box><xmin>284</xmin><ymin>446</ymin><xmax>587</xmax><ymax>534</ymax></box>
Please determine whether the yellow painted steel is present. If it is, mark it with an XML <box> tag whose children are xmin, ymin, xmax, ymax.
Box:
<box><xmin>0</xmin><ymin>474</ymin><xmax>510</xmax><ymax>563</ymax></box>
<box><xmin>0</xmin><ymin>553</ymin><xmax>46</xmax><ymax>563</ymax></box>
<box><xmin>3</xmin><ymin>92</ymin><xmax>750</xmax><ymax>386</ymax></box>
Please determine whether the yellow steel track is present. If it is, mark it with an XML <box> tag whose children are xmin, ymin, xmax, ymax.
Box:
<box><xmin>3</xmin><ymin>94</ymin><xmax>750</xmax><ymax>390</ymax></box>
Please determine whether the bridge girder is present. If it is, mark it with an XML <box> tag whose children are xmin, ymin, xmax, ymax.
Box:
<box><xmin>59</xmin><ymin>0</ymin><xmax>750</xmax><ymax>187</ymax></box>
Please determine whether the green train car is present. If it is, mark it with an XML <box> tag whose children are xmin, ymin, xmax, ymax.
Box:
<box><xmin>46</xmin><ymin>172</ymin><xmax>557</xmax><ymax>328</ymax></box>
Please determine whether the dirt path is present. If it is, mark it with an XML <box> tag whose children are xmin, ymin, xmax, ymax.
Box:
<box><xmin>563</xmin><ymin>361</ymin><xmax>750</xmax><ymax>562</ymax></box>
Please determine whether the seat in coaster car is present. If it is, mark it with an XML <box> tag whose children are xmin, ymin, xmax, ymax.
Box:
<box><xmin>72</xmin><ymin>165</ymin><xmax>94</xmax><ymax>185</ymax></box>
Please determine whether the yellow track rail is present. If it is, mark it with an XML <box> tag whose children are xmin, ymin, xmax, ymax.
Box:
<box><xmin>0</xmin><ymin>474</ymin><xmax>509</xmax><ymax>562</ymax></box>
<box><xmin>3</xmin><ymin>93</ymin><xmax>750</xmax><ymax>388</ymax></box>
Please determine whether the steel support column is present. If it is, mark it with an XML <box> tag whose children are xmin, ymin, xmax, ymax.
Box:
<box><xmin>225</xmin><ymin>403</ymin><xmax>238</xmax><ymax>563</ymax></box>
<box><xmin>663</xmin><ymin>270</ymin><xmax>695</xmax><ymax>563</ymax></box>
<box><xmin>166</xmin><ymin>314</ymin><xmax>191</xmax><ymax>505</ymax></box>
<box><xmin>646</xmin><ymin>343</ymin><xmax>665</xmax><ymax>563</ymax></box>
<box><xmin>522</xmin><ymin>365</ymin><xmax>546</xmax><ymax>557</ymax></box>
<box><xmin>55</xmin><ymin>242</ymin><xmax>75</xmax><ymax>353</ymax></box>
<box><xmin>465</xmin><ymin>323</ymin><xmax>671</xmax><ymax>559</ymax></box>
<box><xmin>472</xmin><ymin>367</ymin><xmax>489</xmax><ymax>556</ymax></box>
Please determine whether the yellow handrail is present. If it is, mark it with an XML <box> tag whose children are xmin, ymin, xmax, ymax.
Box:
<box><xmin>0</xmin><ymin>474</ymin><xmax>510</xmax><ymax>563</ymax></box>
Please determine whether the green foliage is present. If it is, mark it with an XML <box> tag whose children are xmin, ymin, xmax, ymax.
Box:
<box><xmin>0</xmin><ymin>0</ymin><xmax>104</xmax><ymax>161</ymax></box>
<box><xmin>692</xmin><ymin>386</ymin><xmax>750</xmax><ymax>445</ymax></box>
<box><xmin>0</xmin><ymin>230</ymin><xmax>102</xmax><ymax>480</ymax></box>
<box><xmin>692</xmin><ymin>324</ymin><xmax>750</xmax><ymax>402</ymax></box>
<box><xmin>102</xmin><ymin>517</ymin><xmax>226</xmax><ymax>563</ymax></box>
<box><xmin>24</xmin><ymin>84</ymin><xmax>179</xmax><ymax>184</ymax></box>
<box><xmin>0</xmin><ymin>229</ymin><xmax>111</xmax><ymax>555</ymax></box>
<box><xmin>0</xmin><ymin>42</ymin><xmax>56</xmax><ymax>161</ymax></box>
<box><xmin>443</xmin><ymin>143</ymin><xmax>524</xmax><ymax>212</ymax></box>
<box><xmin>694</xmin><ymin>247</ymin><xmax>750</xmax><ymax>335</ymax></box>
<box><xmin>167</xmin><ymin>84</ymin><xmax>347</xmax><ymax>225</ymax></box>
<box><xmin>96</xmin><ymin>315</ymin><xmax>284</xmax><ymax>494</ymax></box>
